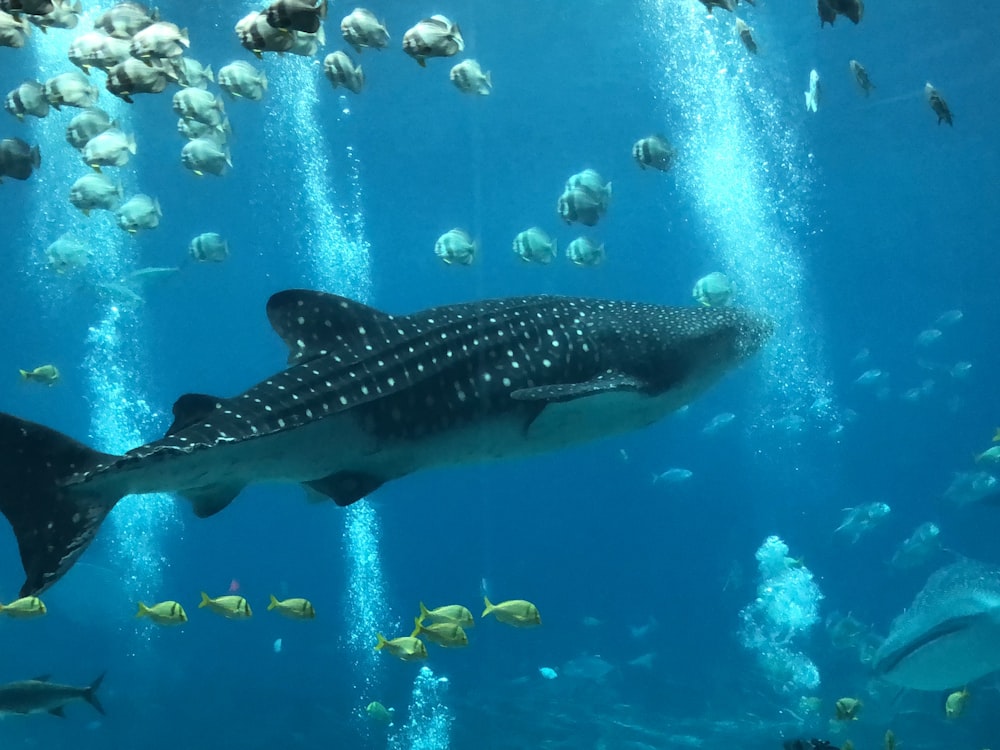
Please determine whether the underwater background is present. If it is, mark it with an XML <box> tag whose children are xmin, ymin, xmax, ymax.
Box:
<box><xmin>2</xmin><ymin>1</ymin><xmax>999</xmax><ymax>748</ymax></box>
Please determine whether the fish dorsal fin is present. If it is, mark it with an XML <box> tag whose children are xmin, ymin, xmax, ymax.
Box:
<box><xmin>166</xmin><ymin>393</ymin><xmax>221</xmax><ymax>436</ymax></box>
<box><xmin>266</xmin><ymin>289</ymin><xmax>395</xmax><ymax>366</ymax></box>
<box><xmin>511</xmin><ymin>374</ymin><xmax>644</xmax><ymax>404</ymax></box>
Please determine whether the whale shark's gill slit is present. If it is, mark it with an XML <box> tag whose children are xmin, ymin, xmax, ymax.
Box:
<box><xmin>643</xmin><ymin>2</ymin><xmax>836</xmax><ymax>432</ymax></box>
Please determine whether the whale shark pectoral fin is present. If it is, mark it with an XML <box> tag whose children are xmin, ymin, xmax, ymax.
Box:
<box><xmin>305</xmin><ymin>471</ymin><xmax>387</xmax><ymax>507</ymax></box>
<box><xmin>182</xmin><ymin>484</ymin><xmax>244</xmax><ymax>518</ymax></box>
<box><xmin>510</xmin><ymin>373</ymin><xmax>646</xmax><ymax>404</ymax></box>
<box><xmin>266</xmin><ymin>289</ymin><xmax>395</xmax><ymax>365</ymax></box>
<box><xmin>166</xmin><ymin>393</ymin><xmax>223</xmax><ymax>436</ymax></box>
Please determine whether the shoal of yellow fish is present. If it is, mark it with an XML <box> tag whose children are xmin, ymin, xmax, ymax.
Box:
<box><xmin>199</xmin><ymin>592</ymin><xmax>252</xmax><ymax>619</ymax></box>
<box><xmin>0</xmin><ymin>596</ymin><xmax>46</xmax><ymax>618</ymax></box>
<box><xmin>136</xmin><ymin>600</ymin><xmax>187</xmax><ymax>626</ymax></box>
<box><xmin>481</xmin><ymin>596</ymin><xmax>541</xmax><ymax>627</ymax></box>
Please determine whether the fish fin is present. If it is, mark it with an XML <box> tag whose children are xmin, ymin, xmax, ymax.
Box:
<box><xmin>268</xmin><ymin>594</ymin><xmax>279</xmax><ymax>611</ymax></box>
<box><xmin>84</xmin><ymin>672</ymin><xmax>106</xmax><ymax>716</ymax></box>
<box><xmin>136</xmin><ymin>602</ymin><xmax>148</xmax><ymax>618</ymax></box>
<box><xmin>266</xmin><ymin>289</ymin><xmax>395</xmax><ymax>365</ymax></box>
<box><xmin>165</xmin><ymin>393</ymin><xmax>222</xmax><ymax>435</ymax></box>
<box><xmin>198</xmin><ymin>592</ymin><xmax>211</xmax><ymax>608</ymax></box>
<box><xmin>179</xmin><ymin>28</ymin><xmax>190</xmax><ymax>47</ymax></box>
<box><xmin>419</xmin><ymin>601</ymin><xmax>429</xmax><ymax>622</ymax></box>
<box><xmin>319</xmin><ymin>0</ymin><xmax>329</xmax><ymax>19</ymax></box>
<box><xmin>417</xmin><ymin>57</ymin><xmax>426</xmax><ymax>68</ymax></box>
<box><xmin>410</xmin><ymin>616</ymin><xmax>422</xmax><ymax>638</ymax></box>
<box><xmin>511</xmin><ymin>374</ymin><xmax>644</xmax><ymax>403</ymax></box>
<box><xmin>304</xmin><ymin>471</ymin><xmax>386</xmax><ymax>507</ymax></box>
<box><xmin>49</xmin><ymin>706</ymin><xmax>66</xmax><ymax>718</ymax></box>
<box><xmin>18</xmin><ymin>369</ymin><xmax>30</xmax><ymax>380</ymax></box>
<box><xmin>180</xmin><ymin>485</ymin><xmax>244</xmax><ymax>518</ymax></box>
<box><xmin>374</xmin><ymin>633</ymin><xmax>388</xmax><ymax>651</ymax></box>
<box><xmin>0</xmin><ymin>413</ymin><xmax>122</xmax><ymax>597</ymax></box>
<box><xmin>482</xmin><ymin>596</ymin><xmax>494</xmax><ymax>618</ymax></box>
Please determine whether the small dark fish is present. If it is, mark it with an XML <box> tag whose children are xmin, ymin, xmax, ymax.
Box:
<box><xmin>817</xmin><ymin>0</ymin><xmax>837</xmax><ymax>26</ymax></box>
<box><xmin>697</xmin><ymin>0</ymin><xmax>736</xmax><ymax>12</ymax></box>
<box><xmin>0</xmin><ymin>0</ymin><xmax>55</xmax><ymax>17</ymax></box>
<box><xmin>736</xmin><ymin>18</ymin><xmax>757</xmax><ymax>54</ymax></box>
<box><xmin>925</xmin><ymin>83</ymin><xmax>952</xmax><ymax>126</ymax></box>
<box><xmin>0</xmin><ymin>137</ymin><xmax>41</xmax><ymax>182</ymax></box>
<box><xmin>849</xmin><ymin>60</ymin><xmax>874</xmax><ymax>95</ymax></box>
<box><xmin>265</xmin><ymin>0</ymin><xmax>327</xmax><ymax>34</ymax></box>
<box><xmin>0</xmin><ymin>673</ymin><xmax>105</xmax><ymax>717</ymax></box>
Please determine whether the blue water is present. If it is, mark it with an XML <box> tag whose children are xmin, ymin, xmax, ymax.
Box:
<box><xmin>1</xmin><ymin>1</ymin><xmax>998</xmax><ymax>748</ymax></box>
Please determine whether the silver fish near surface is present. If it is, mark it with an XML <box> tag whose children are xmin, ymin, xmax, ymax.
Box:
<box><xmin>0</xmin><ymin>290</ymin><xmax>771</xmax><ymax>596</ymax></box>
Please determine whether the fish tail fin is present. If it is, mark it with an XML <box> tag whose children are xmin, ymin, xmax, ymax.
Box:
<box><xmin>410</xmin><ymin>616</ymin><xmax>422</xmax><ymax>638</ymax></box>
<box><xmin>198</xmin><ymin>592</ymin><xmax>211</xmax><ymax>608</ymax></box>
<box><xmin>85</xmin><ymin>672</ymin><xmax>106</xmax><ymax>716</ymax></box>
<box><xmin>18</xmin><ymin>369</ymin><xmax>31</xmax><ymax>380</ymax></box>
<box><xmin>374</xmin><ymin>633</ymin><xmax>388</xmax><ymax>651</ymax></box>
<box><xmin>482</xmin><ymin>596</ymin><xmax>494</xmax><ymax>618</ymax></box>
<box><xmin>136</xmin><ymin>602</ymin><xmax>149</xmax><ymax>618</ymax></box>
<box><xmin>0</xmin><ymin>413</ymin><xmax>122</xmax><ymax>598</ymax></box>
<box><xmin>267</xmin><ymin>594</ymin><xmax>279</xmax><ymax>611</ymax></box>
<box><xmin>418</xmin><ymin>601</ymin><xmax>430</xmax><ymax>622</ymax></box>
<box><xmin>319</xmin><ymin>0</ymin><xmax>328</xmax><ymax>19</ymax></box>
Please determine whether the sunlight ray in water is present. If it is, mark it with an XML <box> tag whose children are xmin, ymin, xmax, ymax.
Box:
<box><xmin>28</xmin><ymin>14</ymin><xmax>177</xmax><ymax>632</ymax></box>
<box><xmin>643</xmin><ymin>2</ymin><xmax>836</xmax><ymax>430</ymax></box>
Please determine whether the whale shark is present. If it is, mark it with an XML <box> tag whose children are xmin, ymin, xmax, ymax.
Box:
<box><xmin>872</xmin><ymin>559</ymin><xmax>1000</xmax><ymax>690</ymax></box>
<box><xmin>0</xmin><ymin>290</ymin><xmax>771</xmax><ymax>597</ymax></box>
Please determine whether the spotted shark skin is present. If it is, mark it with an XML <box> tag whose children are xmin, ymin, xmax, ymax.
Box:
<box><xmin>0</xmin><ymin>290</ymin><xmax>771</xmax><ymax>596</ymax></box>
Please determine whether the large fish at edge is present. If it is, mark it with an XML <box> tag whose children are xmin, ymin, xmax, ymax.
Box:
<box><xmin>0</xmin><ymin>290</ymin><xmax>771</xmax><ymax>596</ymax></box>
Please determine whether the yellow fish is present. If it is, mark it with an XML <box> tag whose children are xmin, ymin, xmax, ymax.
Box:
<box><xmin>481</xmin><ymin>596</ymin><xmax>541</xmax><ymax>627</ymax></box>
<box><xmin>0</xmin><ymin>596</ymin><xmax>47</xmax><ymax>619</ymax></box>
<box><xmin>374</xmin><ymin>633</ymin><xmax>427</xmax><ymax>661</ymax></box>
<box><xmin>136</xmin><ymin>600</ymin><xmax>187</xmax><ymax>626</ymax></box>
<box><xmin>835</xmin><ymin>697</ymin><xmax>862</xmax><ymax>721</ymax></box>
<box><xmin>19</xmin><ymin>365</ymin><xmax>60</xmax><ymax>385</ymax></box>
<box><xmin>411</xmin><ymin>616</ymin><xmax>468</xmax><ymax>648</ymax></box>
<box><xmin>267</xmin><ymin>595</ymin><xmax>316</xmax><ymax>619</ymax></box>
<box><xmin>945</xmin><ymin>687</ymin><xmax>970</xmax><ymax>718</ymax></box>
<box><xmin>418</xmin><ymin>601</ymin><xmax>473</xmax><ymax>628</ymax></box>
<box><xmin>198</xmin><ymin>592</ymin><xmax>252</xmax><ymax>619</ymax></box>
<box><xmin>365</xmin><ymin>701</ymin><xmax>395</xmax><ymax>723</ymax></box>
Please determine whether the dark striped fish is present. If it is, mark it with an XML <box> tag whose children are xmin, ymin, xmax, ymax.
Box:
<box><xmin>0</xmin><ymin>290</ymin><xmax>771</xmax><ymax>596</ymax></box>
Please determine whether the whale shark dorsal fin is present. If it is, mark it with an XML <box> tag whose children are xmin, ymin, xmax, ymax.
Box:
<box><xmin>266</xmin><ymin>289</ymin><xmax>395</xmax><ymax>365</ymax></box>
<box><xmin>511</xmin><ymin>374</ymin><xmax>645</xmax><ymax>403</ymax></box>
<box><xmin>182</xmin><ymin>484</ymin><xmax>245</xmax><ymax>518</ymax></box>
<box><xmin>305</xmin><ymin>470</ymin><xmax>387</xmax><ymax>507</ymax></box>
<box><xmin>166</xmin><ymin>393</ymin><xmax>222</xmax><ymax>436</ymax></box>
